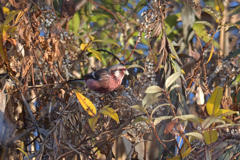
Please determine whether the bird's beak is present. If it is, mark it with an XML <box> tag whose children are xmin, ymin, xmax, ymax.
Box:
<box><xmin>124</xmin><ymin>69</ymin><xmax>129</xmax><ymax>75</ymax></box>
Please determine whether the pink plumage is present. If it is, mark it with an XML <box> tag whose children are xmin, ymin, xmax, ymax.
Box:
<box><xmin>67</xmin><ymin>64</ymin><xmax>129</xmax><ymax>93</ymax></box>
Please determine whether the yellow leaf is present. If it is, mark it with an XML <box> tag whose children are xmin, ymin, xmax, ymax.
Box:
<box><xmin>99</xmin><ymin>106</ymin><xmax>119</xmax><ymax>123</ymax></box>
<box><xmin>80</xmin><ymin>43</ymin><xmax>89</xmax><ymax>50</ymax></box>
<box><xmin>2</xmin><ymin>25</ymin><xmax>16</xmax><ymax>42</ymax></box>
<box><xmin>215</xmin><ymin>109</ymin><xmax>239</xmax><ymax>117</ymax></box>
<box><xmin>214</xmin><ymin>0</ymin><xmax>224</xmax><ymax>13</ymax></box>
<box><xmin>3</xmin><ymin>7</ymin><xmax>10</xmax><ymax>15</ymax></box>
<box><xmin>206</xmin><ymin>86</ymin><xmax>223</xmax><ymax>116</ymax></box>
<box><xmin>89</xmin><ymin>115</ymin><xmax>99</xmax><ymax>131</ymax></box>
<box><xmin>181</xmin><ymin>69</ymin><xmax>185</xmax><ymax>74</ymax></box>
<box><xmin>16</xmin><ymin>148</ymin><xmax>29</xmax><ymax>160</ymax></box>
<box><xmin>203</xmin><ymin>130</ymin><xmax>218</xmax><ymax>145</ymax></box>
<box><xmin>89</xmin><ymin>35</ymin><xmax>95</xmax><ymax>41</ymax></box>
<box><xmin>170</xmin><ymin>54</ymin><xmax>176</xmax><ymax>59</ymax></box>
<box><xmin>1</xmin><ymin>10</ymin><xmax>21</xmax><ymax>31</ymax></box>
<box><xmin>0</xmin><ymin>33</ymin><xmax>8</xmax><ymax>62</ymax></box>
<box><xmin>14</xmin><ymin>11</ymin><xmax>24</xmax><ymax>25</ymax></box>
<box><xmin>166</xmin><ymin>147</ymin><xmax>192</xmax><ymax>160</ymax></box>
<box><xmin>88</xmin><ymin>49</ymin><xmax>102</xmax><ymax>61</ymax></box>
<box><xmin>74</xmin><ymin>90</ymin><xmax>96</xmax><ymax>116</ymax></box>
<box><xmin>206</xmin><ymin>44</ymin><xmax>214</xmax><ymax>63</ymax></box>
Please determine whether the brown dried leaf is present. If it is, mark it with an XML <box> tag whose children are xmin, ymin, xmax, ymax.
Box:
<box><xmin>49</xmin><ymin>24</ymin><xmax>62</xmax><ymax>37</ymax></box>
<box><xmin>191</xmin><ymin>50</ymin><xmax>200</xmax><ymax>61</ymax></box>
<box><xmin>9</xmin><ymin>0</ymin><xmax>28</xmax><ymax>9</ymax></box>
<box><xmin>51</xmin><ymin>38</ymin><xmax>65</xmax><ymax>68</ymax></box>
<box><xmin>18</xmin><ymin>25</ymin><xmax>32</xmax><ymax>47</ymax></box>
<box><xmin>154</xmin><ymin>35</ymin><xmax>167</xmax><ymax>72</ymax></box>
<box><xmin>9</xmin><ymin>56</ymin><xmax>21</xmax><ymax>77</ymax></box>
<box><xmin>152</xmin><ymin>21</ymin><xmax>162</xmax><ymax>38</ymax></box>
<box><xmin>21</xmin><ymin>56</ymin><xmax>33</xmax><ymax>78</ymax></box>
<box><xmin>61</xmin><ymin>0</ymin><xmax>76</xmax><ymax>19</ymax></box>
<box><xmin>164</xmin><ymin>121</ymin><xmax>176</xmax><ymax>134</ymax></box>
<box><xmin>6</xmin><ymin>38</ymin><xmax>17</xmax><ymax>46</ymax></box>
<box><xmin>9</xmin><ymin>0</ymin><xmax>20</xmax><ymax>9</ymax></box>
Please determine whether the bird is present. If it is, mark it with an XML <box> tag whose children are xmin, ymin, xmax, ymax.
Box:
<box><xmin>66</xmin><ymin>64</ymin><xmax>129</xmax><ymax>93</ymax></box>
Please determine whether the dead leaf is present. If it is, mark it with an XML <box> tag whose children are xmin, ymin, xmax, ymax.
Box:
<box><xmin>164</xmin><ymin>121</ymin><xmax>176</xmax><ymax>134</ymax></box>
<box><xmin>61</xmin><ymin>0</ymin><xmax>76</xmax><ymax>19</ymax></box>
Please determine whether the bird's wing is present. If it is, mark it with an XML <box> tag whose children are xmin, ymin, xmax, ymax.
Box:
<box><xmin>83</xmin><ymin>68</ymin><xmax>108</xmax><ymax>80</ymax></box>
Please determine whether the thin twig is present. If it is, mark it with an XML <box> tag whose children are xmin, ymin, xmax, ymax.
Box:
<box><xmin>124</xmin><ymin>41</ymin><xmax>139</xmax><ymax>63</ymax></box>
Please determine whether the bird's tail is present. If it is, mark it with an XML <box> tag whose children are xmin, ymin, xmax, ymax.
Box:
<box><xmin>64</xmin><ymin>79</ymin><xmax>85</xmax><ymax>88</ymax></box>
<box><xmin>66</xmin><ymin>79</ymin><xmax>85</xmax><ymax>83</ymax></box>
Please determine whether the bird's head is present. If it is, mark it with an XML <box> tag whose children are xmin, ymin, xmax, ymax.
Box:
<box><xmin>108</xmin><ymin>64</ymin><xmax>129</xmax><ymax>80</ymax></box>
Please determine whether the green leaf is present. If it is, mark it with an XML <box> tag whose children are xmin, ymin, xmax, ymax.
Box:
<box><xmin>165</xmin><ymin>72</ymin><xmax>182</xmax><ymax>89</ymax></box>
<box><xmin>225</xmin><ymin>23</ymin><xmax>240</xmax><ymax>32</ymax></box>
<box><xmin>204</xmin><ymin>129</ymin><xmax>218</xmax><ymax>145</ymax></box>
<box><xmin>173</xmin><ymin>114</ymin><xmax>202</xmax><ymax>124</ymax></box>
<box><xmin>227</xmin><ymin>5</ymin><xmax>240</xmax><ymax>15</ymax></box>
<box><xmin>165</xmin><ymin>13</ymin><xmax>181</xmax><ymax>35</ymax></box>
<box><xmin>145</xmin><ymin>85</ymin><xmax>162</xmax><ymax>93</ymax></box>
<box><xmin>166</xmin><ymin>147</ymin><xmax>192</xmax><ymax>160</ymax></box>
<box><xmin>70</xmin><ymin>11</ymin><xmax>81</xmax><ymax>33</ymax></box>
<box><xmin>1</xmin><ymin>10</ymin><xmax>21</xmax><ymax>31</ymax></box>
<box><xmin>194</xmin><ymin>21</ymin><xmax>214</xmax><ymax>30</ymax></box>
<box><xmin>154</xmin><ymin>116</ymin><xmax>173</xmax><ymax>126</ymax></box>
<box><xmin>93</xmin><ymin>40</ymin><xmax>120</xmax><ymax>47</ymax></box>
<box><xmin>142</xmin><ymin>93</ymin><xmax>162</xmax><ymax>109</ymax></box>
<box><xmin>151</xmin><ymin>103</ymin><xmax>170</xmax><ymax>117</ymax></box>
<box><xmin>130</xmin><ymin>105</ymin><xmax>147</xmax><ymax>113</ymax></box>
<box><xmin>127</xmin><ymin>64</ymin><xmax>145</xmax><ymax>71</ymax></box>
<box><xmin>230</xmin><ymin>74</ymin><xmax>240</xmax><ymax>87</ymax></box>
<box><xmin>185</xmin><ymin>131</ymin><xmax>204</xmax><ymax>141</ymax></box>
<box><xmin>203</xmin><ymin>0</ymin><xmax>214</xmax><ymax>7</ymax></box>
<box><xmin>216</xmin><ymin>123</ymin><xmax>240</xmax><ymax>129</ymax></box>
<box><xmin>134</xmin><ymin>116</ymin><xmax>150</xmax><ymax>124</ymax></box>
<box><xmin>202</xmin><ymin>7</ymin><xmax>220</xmax><ymax>21</ymax></box>
<box><xmin>99</xmin><ymin>106</ymin><xmax>119</xmax><ymax>123</ymax></box>
<box><xmin>169</xmin><ymin>84</ymin><xmax>180</xmax><ymax>92</ymax></box>
<box><xmin>224</xmin><ymin>49</ymin><xmax>240</xmax><ymax>61</ymax></box>
<box><xmin>214</xmin><ymin>0</ymin><xmax>224</xmax><ymax>13</ymax></box>
<box><xmin>89</xmin><ymin>115</ymin><xmax>99</xmax><ymax>131</ymax></box>
<box><xmin>167</xmin><ymin>38</ymin><xmax>182</xmax><ymax>65</ymax></box>
<box><xmin>192</xmin><ymin>23</ymin><xmax>220</xmax><ymax>48</ymax></box>
<box><xmin>171</xmin><ymin>59</ymin><xmax>185</xmax><ymax>81</ymax></box>
<box><xmin>133</xmin><ymin>0</ymin><xmax>147</xmax><ymax>13</ymax></box>
<box><xmin>215</xmin><ymin>109</ymin><xmax>239</xmax><ymax>117</ymax></box>
<box><xmin>206</xmin><ymin>86</ymin><xmax>223</xmax><ymax>116</ymax></box>
<box><xmin>202</xmin><ymin>116</ymin><xmax>225</xmax><ymax>129</ymax></box>
<box><xmin>122</xmin><ymin>49</ymin><xmax>143</xmax><ymax>55</ymax></box>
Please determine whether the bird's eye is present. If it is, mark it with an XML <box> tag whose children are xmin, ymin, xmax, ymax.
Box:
<box><xmin>119</xmin><ymin>69</ymin><xmax>123</xmax><ymax>71</ymax></box>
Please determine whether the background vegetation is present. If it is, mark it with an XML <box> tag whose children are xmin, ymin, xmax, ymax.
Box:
<box><xmin>0</xmin><ymin>0</ymin><xmax>240</xmax><ymax>159</ymax></box>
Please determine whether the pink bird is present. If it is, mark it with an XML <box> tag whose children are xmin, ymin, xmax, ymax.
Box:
<box><xmin>67</xmin><ymin>64</ymin><xmax>129</xmax><ymax>93</ymax></box>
